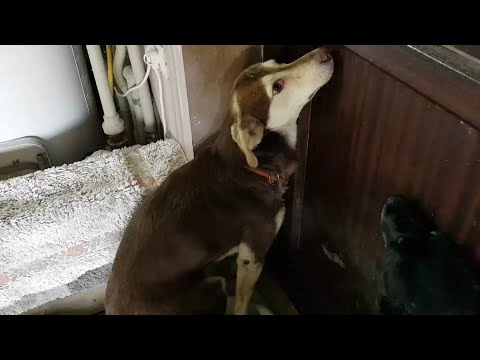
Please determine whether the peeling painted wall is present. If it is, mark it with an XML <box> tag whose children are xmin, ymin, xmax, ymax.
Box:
<box><xmin>182</xmin><ymin>45</ymin><xmax>262</xmax><ymax>149</ymax></box>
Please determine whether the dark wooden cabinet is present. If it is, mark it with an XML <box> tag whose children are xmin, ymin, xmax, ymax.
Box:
<box><xmin>265</xmin><ymin>45</ymin><xmax>480</xmax><ymax>314</ymax></box>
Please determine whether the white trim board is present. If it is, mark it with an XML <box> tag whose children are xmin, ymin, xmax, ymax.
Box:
<box><xmin>148</xmin><ymin>45</ymin><xmax>194</xmax><ymax>161</ymax></box>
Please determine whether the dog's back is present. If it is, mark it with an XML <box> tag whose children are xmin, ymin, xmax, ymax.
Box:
<box><xmin>105</xmin><ymin>143</ymin><xmax>276</xmax><ymax>314</ymax></box>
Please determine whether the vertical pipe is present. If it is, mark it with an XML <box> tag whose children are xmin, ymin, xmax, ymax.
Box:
<box><xmin>113</xmin><ymin>45</ymin><xmax>128</xmax><ymax>93</ymax></box>
<box><xmin>106</xmin><ymin>45</ymin><xmax>114</xmax><ymax>93</ymax></box>
<box><xmin>85</xmin><ymin>45</ymin><xmax>126</xmax><ymax>148</ymax></box>
<box><xmin>112</xmin><ymin>45</ymin><xmax>134</xmax><ymax>145</ymax></box>
<box><xmin>123</xmin><ymin>66</ymin><xmax>146</xmax><ymax>145</ymax></box>
<box><xmin>86</xmin><ymin>45</ymin><xmax>118</xmax><ymax>119</ymax></box>
<box><xmin>126</xmin><ymin>45</ymin><xmax>157</xmax><ymax>141</ymax></box>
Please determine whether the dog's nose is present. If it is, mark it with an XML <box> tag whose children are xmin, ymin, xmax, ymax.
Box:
<box><xmin>321</xmin><ymin>53</ymin><xmax>332</xmax><ymax>62</ymax></box>
<box><xmin>316</xmin><ymin>47</ymin><xmax>332</xmax><ymax>63</ymax></box>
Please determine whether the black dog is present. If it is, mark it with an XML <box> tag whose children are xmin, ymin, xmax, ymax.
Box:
<box><xmin>379</xmin><ymin>195</ymin><xmax>480</xmax><ymax>315</ymax></box>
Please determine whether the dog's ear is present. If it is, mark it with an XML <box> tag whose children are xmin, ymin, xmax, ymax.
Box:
<box><xmin>231</xmin><ymin>114</ymin><xmax>264</xmax><ymax>168</ymax></box>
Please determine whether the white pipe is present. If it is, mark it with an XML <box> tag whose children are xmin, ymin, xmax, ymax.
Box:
<box><xmin>126</xmin><ymin>45</ymin><xmax>156</xmax><ymax>137</ymax></box>
<box><xmin>85</xmin><ymin>45</ymin><xmax>124</xmax><ymax>136</ymax></box>
<box><xmin>113</xmin><ymin>45</ymin><xmax>128</xmax><ymax>92</ymax></box>
<box><xmin>123</xmin><ymin>66</ymin><xmax>146</xmax><ymax>145</ymax></box>
<box><xmin>114</xmin><ymin>45</ymin><xmax>138</xmax><ymax>126</ymax></box>
<box><xmin>112</xmin><ymin>45</ymin><xmax>134</xmax><ymax>144</ymax></box>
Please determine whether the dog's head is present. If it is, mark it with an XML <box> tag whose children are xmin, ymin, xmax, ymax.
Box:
<box><xmin>229</xmin><ymin>47</ymin><xmax>334</xmax><ymax>168</ymax></box>
<box><xmin>380</xmin><ymin>195</ymin><xmax>438</xmax><ymax>248</ymax></box>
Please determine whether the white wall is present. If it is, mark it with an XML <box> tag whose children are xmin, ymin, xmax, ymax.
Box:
<box><xmin>0</xmin><ymin>45</ymin><xmax>104</xmax><ymax>165</ymax></box>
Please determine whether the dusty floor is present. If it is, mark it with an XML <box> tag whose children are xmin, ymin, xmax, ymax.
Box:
<box><xmin>26</xmin><ymin>257</ymin><xmax>297</xmax><ymax>315</ymax></box>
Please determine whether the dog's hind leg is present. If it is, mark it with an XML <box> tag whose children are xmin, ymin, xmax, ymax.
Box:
<box><xmin>182</xmin><ymin>276</ymin><xmax>228</xmax><ymax>315</ymax></box>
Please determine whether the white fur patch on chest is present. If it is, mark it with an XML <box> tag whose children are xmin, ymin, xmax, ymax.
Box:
<box><xmin>273</xmin><ymin>122</ymin><xmax>297</xmax><ymax>149</ymax></box>
<box><xmin>274</xmin><ymin>206</ymin><xmax>286</xmax><ymax>235</ymax></box>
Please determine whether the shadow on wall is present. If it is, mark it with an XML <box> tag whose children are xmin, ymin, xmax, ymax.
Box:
<box><xmin>182</xmin><ymin>45</ymin><xmax>262</xmax><ymax>150</ymax></box>
<box><xmin>46</xmin><ymin>122</ymin><xmax>105</xmax><ymax>165</ymax></box>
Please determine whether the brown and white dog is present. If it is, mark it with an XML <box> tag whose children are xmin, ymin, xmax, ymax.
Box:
<box><xmin>104</xmin><ymin>47</ymin><xmax>334</xmax><ymax>315</ymax></box>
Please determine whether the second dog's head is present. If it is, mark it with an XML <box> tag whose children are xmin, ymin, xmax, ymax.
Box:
<box><xmin>380</xmin><ymin>195</ymin><xmax>438</xmax><ymax>248</ymax></box>
<box><xmin>229</xmin><ymin>47</ymin><xmax>334</xmax><ymax>168</ymax></box>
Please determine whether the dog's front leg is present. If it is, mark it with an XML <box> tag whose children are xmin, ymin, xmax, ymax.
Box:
<box><xmin>234</xmin><ymin>243</ymin><xmax>264</xmax><ymax>315</ymax></box>
<box><xmin>234</xmin><ymin>207</ymin><xmax>285</xmax><ymax>315</ymax></box>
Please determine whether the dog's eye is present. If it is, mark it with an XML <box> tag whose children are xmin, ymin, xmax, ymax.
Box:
<box><xmin>272</xmin><ymin>79</ymin><xmax>284</xmax><ymax>95</ymax></box>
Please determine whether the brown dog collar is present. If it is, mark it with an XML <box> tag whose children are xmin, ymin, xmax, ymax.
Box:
<box><xmin>245</xmin><ymin>166</ymin><xmax>288</xmax><ymax>186</ymax></box>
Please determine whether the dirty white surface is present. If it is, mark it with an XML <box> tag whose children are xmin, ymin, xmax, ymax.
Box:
<box><xmin>0</xmin><ymin>140</ymin><xmax>187</xmax><ymax>315</ymax></box>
